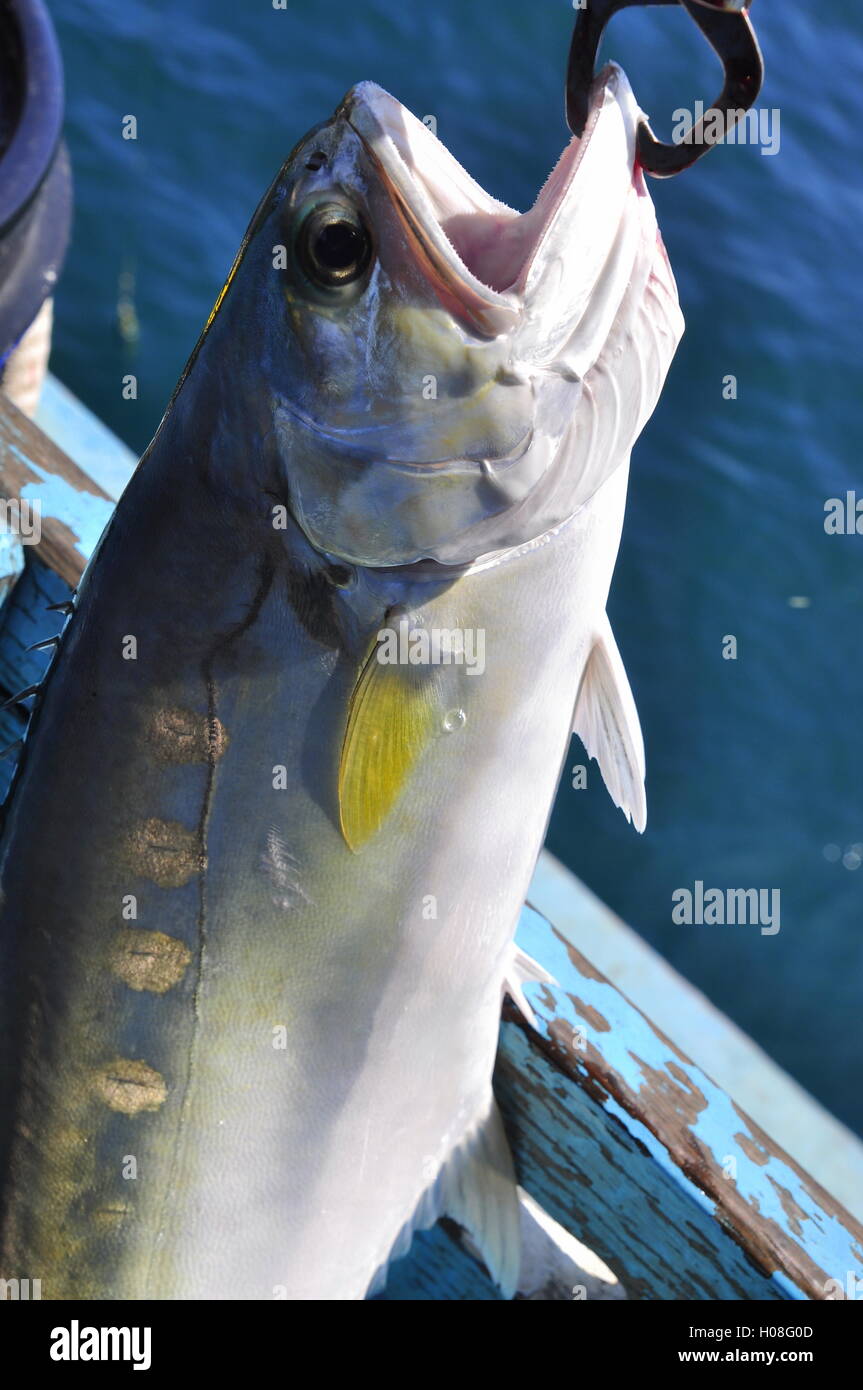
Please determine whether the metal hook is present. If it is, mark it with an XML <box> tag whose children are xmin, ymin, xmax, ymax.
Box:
<box><xmin>566</xmin><ymin>0</ymin><xmax>764</xmax><ymax>177</ymax></box>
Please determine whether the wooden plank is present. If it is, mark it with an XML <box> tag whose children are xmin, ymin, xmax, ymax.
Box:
<box><xmin>0</xmin><ymin>532</ymin><xmax>24</xmax><ymax>607</ymax></box>
<box><xmin>0</xmin><ymin>394</ymin><xmax>101</xmax><ymax>800</ymax></box>
<box><xmin>0</xmin><ymin>556</ymin><xmax>70</xmax><ymax>801</ymax></box>
<box><xmin>0</xmin><ymin>555</ymin><xmax>69</xmax><ymax>698</ymax></box>
<box><xmin>376</xmin><ymin>1223</ymin><xmax>504</xmax><ymax>1301</ymax></box>
<box><xmin>377</xmin><ymin>1196</ymin><xmax>626</xmax><ymax>1301</ymax></box>
<box><xmin>35</xmin><ymin>374</ymin><xmax>138</xmax><ymax>502</ymax></box>
<box><xmin>0</xmin><ymin>390</ymin><xmax>114</xmax><ymax>588</ymax></box>
<box><xmin>492</xmin><ymin>906</ymin><xmax>863</xmax><ymax>1301</ymax></box>
<box><xmin>529</xmin><ymin>850</ymin><xmax>863</xmax><ymax>1224</ymax></box>
<box><xmin>382</xmin><ymin>907</ymin><xmax>863</xmax><ymax>1299</ymax></box>
<box><xmin>0</xmin><ymin>704</ymin><xmax>25</xmax><ymax>801</ymax></box>
<box><xmin>0</xmin><ymin>556</ymin><xmax>69</xmax><ymax>693</ymax></box>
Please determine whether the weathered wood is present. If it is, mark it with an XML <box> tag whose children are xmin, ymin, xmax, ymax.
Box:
<box><xmin>382</xmin><ymin>905</ymin><xmax>863</xmax><ymax>1300</ymax></box>
<box><xmin>491</xmin><ymin>906</ymin><xmax>863</xmax><ymax>1301</ymax></box>
<box><xmin>378</xmin><ymin>1197</ymin><xmax>626</xmax><ymax>1300</ymax></box>
<box><xmin>0</xmin><ymin>555</ymin><xmax>69</xmax><ymax>698</ymax></box>
<box><xmin>0</xmin><ymin>533</ymin><xmax>24</xmax><ymax>607</ymax></box>
<box><xmin>0</xmin><ymin>390</ymin><xmax>114</xmax><ymax>588</ymax></box>
<box><xmin>0</xmin><ymin>394</ymin><xmax>107</xmax><ymax>800</ymax></box>
<box><xmin>377</xmin><ymin>1223</ymin><xmax>504</xmax><ymax>1301</ymax></box>
<box><xmin>35</xmin><ymin>374</ymin><xmax>139</xmax><ymax>503</ymax></box>
<box><xmin>0</xmin><ymin>557</ymin><xmax>69</xmax><ymax>800</ymax></box>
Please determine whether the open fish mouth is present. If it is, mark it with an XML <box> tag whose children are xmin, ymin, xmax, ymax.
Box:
<box><xmin>343</xmin><ymin>68</ymin><xmax>626</xmax><ymax>336</ymax></box>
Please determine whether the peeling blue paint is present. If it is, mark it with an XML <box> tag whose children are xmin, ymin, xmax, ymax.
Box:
<box><xmin>6</xmin><ymin>444</ymin><xmax>114</xmax><ymax>562</ymax></box>
<box><xmin>515</xmin><ymin>904</ymin><xmax>861</xmax><ymax>1299</ymax></box>
<box><xmin>35</xmin><ymin>374</ymin><xmax>138</xmax><ymax>502</ymax></box>
<box><xmin>0</xmin><ymin>530</ymin><xmax>24</xmax><ymax>583</ymax></box>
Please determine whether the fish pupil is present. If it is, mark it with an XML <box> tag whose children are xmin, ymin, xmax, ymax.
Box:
<box><xmin>296</xmin><ymin>201</ymin><xmax>373</xmax><ymax>290</ymax></box>
<box><xmin>315</xmin><ymin>222</ymin><xmax>361</xmax><ymax>273</ymax></box>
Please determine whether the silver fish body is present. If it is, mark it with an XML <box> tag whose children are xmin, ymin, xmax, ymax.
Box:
<box><xmin>0</xmin><ymin>66</ymin><xmax>682</xmax><ymax>1299</ymax></box>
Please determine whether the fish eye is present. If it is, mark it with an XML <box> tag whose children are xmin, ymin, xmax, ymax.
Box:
<box><xmin>295</xmin><ymin>201</ymin><xmax>374</xmax><ymax>291</ymax></box>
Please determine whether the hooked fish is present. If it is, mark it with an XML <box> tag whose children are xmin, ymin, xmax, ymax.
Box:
<box><xmin>0</xmin><ymin>65</ymin><xmax>682</xmax><ymax>1299</ymax></box>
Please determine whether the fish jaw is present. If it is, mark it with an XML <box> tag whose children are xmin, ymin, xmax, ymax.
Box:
<box><xmin>340</xmin><ymin>81</ymin><xmax>523</xmax><ymax>339</ymax></box>
<box><xmin>339</xmin><ymin>67</ymin><xmax>643</xmax><ymax>357</ymax></box>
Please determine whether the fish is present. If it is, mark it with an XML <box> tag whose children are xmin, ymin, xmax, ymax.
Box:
<box><xmin>0</xmin><ymin>63</ymin><xmax>683</xmax><ymax>1300</ymax></box>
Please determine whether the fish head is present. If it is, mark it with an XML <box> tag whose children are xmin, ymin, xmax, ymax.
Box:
<box><xmin>213</xmin><ymin>67</ymin><xmax>683</xmax><ymax>566</ymax></box>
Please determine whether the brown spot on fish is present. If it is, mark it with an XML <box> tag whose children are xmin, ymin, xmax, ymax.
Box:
<box><xmin>110</xmin><ymin>929</ymin><xmax>192</xmax><ymax>993</ymax></box>
<box><xmin>92</xmin><ymin>1202</ymin><xmax>134</xmax><ymax>1231</ymax></box>
<box><xmin>125</xmin><ymin>817</ymin><xmax>201</xmax><ymax>888</ymax></box>
<box><xmin>93</xmin><ymin>1059</ymin><xmax>167</xmax><ymax>1115</ymax></box>
<box><xmin>148</xmin><ymin>707</ymin><xmax>228</xmax><ymax>763</ymax></box>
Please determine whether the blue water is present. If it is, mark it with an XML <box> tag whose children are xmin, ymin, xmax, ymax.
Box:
<box><xmin>48</xmin><ymin>0</ymin><xmax>862</xmax><ymax>1135</ymax></box>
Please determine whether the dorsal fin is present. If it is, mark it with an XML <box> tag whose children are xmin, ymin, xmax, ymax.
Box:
<box><xmin>572</xmin><ymin>615</ymin><xmax>646</xmax><ymax>832</ymax></box>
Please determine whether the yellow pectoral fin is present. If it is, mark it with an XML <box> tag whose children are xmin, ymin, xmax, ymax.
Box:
<box><xmin>338</xmin><ymin>645</ymin><xmax>443</xmax><ymax>852</ymax></box>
